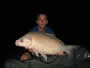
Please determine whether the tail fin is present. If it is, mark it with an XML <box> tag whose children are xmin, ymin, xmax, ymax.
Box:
<box><xmin>64</xmin><ymin>45</ymin><xmax>79</xmax><ymax>55</ymax></box>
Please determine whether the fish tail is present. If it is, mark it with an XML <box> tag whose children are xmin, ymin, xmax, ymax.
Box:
<box><xmin>64</xmin><ymin>45</ymin><xmax>79</xmax><ymax>55</ymax></box>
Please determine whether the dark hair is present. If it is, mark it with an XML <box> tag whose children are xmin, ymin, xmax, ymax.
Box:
<box><xmin>36</xmin><ymin>13</ymin><xmax>48</xmax><ymax>20</ymax></box>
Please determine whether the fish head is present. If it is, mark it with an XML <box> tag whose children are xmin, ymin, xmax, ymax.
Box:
<box><xmin>15</xmin><ymin>38</ymin><xmax>32</xmax><ymax>49</ymax></box>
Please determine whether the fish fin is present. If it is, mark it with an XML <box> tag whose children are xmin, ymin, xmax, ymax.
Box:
<box><xmin>32</xmin><ymin>49</ymin><xmax>39</xmax><ymax>57</ymax></box>
<box><xmin>64</xmin><ymin>45</ymin><xmax>79</xmax><ymax>55</ymax></box>
<box><xmin>40</xmin><ymin>53</ymin><xmax>47</xmax><ymax>62</ymax></box>
<box><xmin>56</xmin><ymin>51</ymin><xmax>64</xmax><ymax>56</ymax></box>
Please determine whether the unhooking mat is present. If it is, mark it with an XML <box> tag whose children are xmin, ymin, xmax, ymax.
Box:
<box><xmin>5</xmin><ymin>55</ymin><xmax>75</xmax><ymax>68</ymax></box>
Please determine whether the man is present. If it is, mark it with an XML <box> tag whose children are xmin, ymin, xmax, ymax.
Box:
<box><xmin>31</xmin><ymin>13</ymin><xmax>54</xmax><ymax>34</ymax></box>
<box><xmin>20</xmin><ymin>13</ymin><xmax>55</xmax><ymax>61</ymax></box>
<box><xmin>5</xmin><ymin>13</ymin><xmax>79</xmax><ymax>68</ymax></box>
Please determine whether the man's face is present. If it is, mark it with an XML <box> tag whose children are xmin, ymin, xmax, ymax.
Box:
<box><xmin>36</xmin><ymin>14</ymin><xmax>48</xmax><ymax>28</ymax></box>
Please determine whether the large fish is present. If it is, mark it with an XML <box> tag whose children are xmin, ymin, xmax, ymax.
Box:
<box><xmin>15</xmin><ymin>32</ymin><xmax>78</xmax><ymax>61</ymax></box>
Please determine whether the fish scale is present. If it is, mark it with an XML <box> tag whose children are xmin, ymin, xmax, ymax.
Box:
<box><xmin>31</xmin><ymin>32</ymin><xmax>64</xmax><ymax>54</ymax></box>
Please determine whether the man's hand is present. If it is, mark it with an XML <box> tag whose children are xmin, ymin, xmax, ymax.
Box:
<box><xmin>20</xmin><ymin>52</ymin><xmax>32</xmax><ymax>61</ymax></box>
<box><xmin>28</xmin><ymin>48</ymin><xmax>33</xmax><ymax>53</ymax></box>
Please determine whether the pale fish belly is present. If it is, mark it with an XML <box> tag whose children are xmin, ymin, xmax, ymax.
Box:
<box><xmin>34</xmin><ymin>43</ymin><xmax>64</xmax><ymax>55</ymax></box>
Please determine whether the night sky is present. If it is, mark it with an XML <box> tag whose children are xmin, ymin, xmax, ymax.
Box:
<box><xmin>1</xmin><ymin>7</ymin><xmax>90</xmax><ymax>67</ymax></box>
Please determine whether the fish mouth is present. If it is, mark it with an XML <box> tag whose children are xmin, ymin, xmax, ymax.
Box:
<box><xmin>15</xmin><ymin>40</ymin><xmax>20</xmax><ymax>46</ymax></box>
<box><xmin>15</xmin><ymin>42</ymin><xmax>19</xmax><ymax>46</ymax></box>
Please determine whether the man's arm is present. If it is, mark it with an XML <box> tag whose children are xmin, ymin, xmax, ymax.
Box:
<box><xmin>46</xmin><ymin>27</ymin><xmax>55</xmax><ymax>34</ymax></box>
<box><xmin>20</xmin><ymin>52</ymin><xmax>32</xmax><ymax>61</ymax></box>
<box><xmin>31</xmin><ymin>26</ymin><xmax>38</xmax><ymax>32</ymax></box>
<box><xmin>20</xmin><ymin>48</ymin><xmax>33</xmax><ymax>61</ymax></box>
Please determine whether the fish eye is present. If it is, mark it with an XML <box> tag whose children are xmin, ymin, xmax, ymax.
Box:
<box><xmin>20</xmin><ymin>39</ymin><xmax>23</xmax><ymax>42</ymax></box>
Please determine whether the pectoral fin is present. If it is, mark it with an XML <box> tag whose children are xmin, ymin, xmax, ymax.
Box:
<box><xmin>32</xmin><ymin>49</ymin><xmax>39</xmax><ymax>57</ymax></box>
<box><xmin>40</xmin><ymin>53</ymin><xmax>47</xmax><ymax>62</ymax></box>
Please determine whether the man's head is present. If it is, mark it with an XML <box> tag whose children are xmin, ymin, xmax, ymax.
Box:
<box><xmin>36</xmin><ymin>13</ymin><xmax>48</xmax><ymax>28</ymax></box>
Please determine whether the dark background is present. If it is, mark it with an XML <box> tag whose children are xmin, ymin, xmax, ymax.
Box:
<box><xmin>0</xmin><ymin>7</ymin><xmax>90</xmax><ymax>67</ymax></box>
